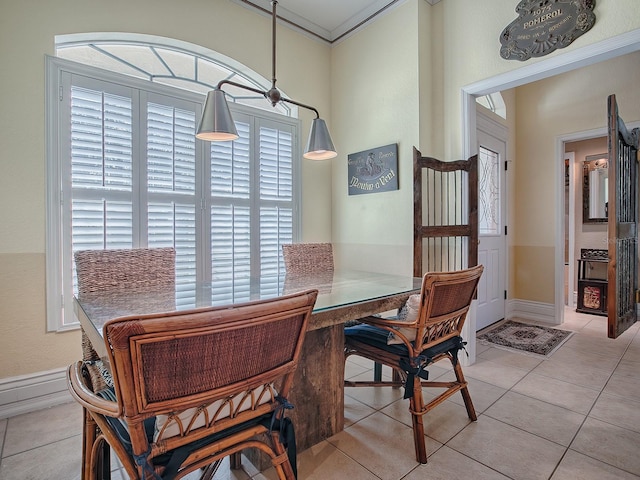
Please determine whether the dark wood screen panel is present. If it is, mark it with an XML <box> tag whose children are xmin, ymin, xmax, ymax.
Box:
<box><xmin>413</xmin><ymin>147</ymin><xmax>478</xmax><ymax>277</ymax></box>
<box><xmin>607</xmin><ymin>94</ymin><xmax>640</xmax><ymax>338</ymax></box>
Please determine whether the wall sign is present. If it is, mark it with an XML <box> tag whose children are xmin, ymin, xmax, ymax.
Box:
<box><xmin>347</xmin><ymin>143</ymin><xmax>398</xmax><ymax>195</ymax></box>
<box><xmin>500</xmin><ymin>0</ymin><xmax>596</xmax><ymax>61</ymax></box>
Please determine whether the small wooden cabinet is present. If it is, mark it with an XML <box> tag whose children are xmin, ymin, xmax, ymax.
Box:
<box><xmin>576</xmin><ymin>248</ymin><xmax>608</xmax><ymax>316</ymax></box>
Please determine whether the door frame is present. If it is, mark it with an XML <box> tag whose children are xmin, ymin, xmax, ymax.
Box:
<box><xmin>476</xmin><ymin>111</ymin><xmax>508</xmax><ymax>331</ymax></box>
<box><xmin>557</xmin><ymin>129</ymin><xmax>608</xmax><ymax>315</ymax></box>
<box><xmin>461</xmin><ymin>30</ymin><xmax>640</xmax><ymax>340</ymax></box>
<box><xmin>565</xmin><ymin>150</ymin><xmax>576</xmax><ymax>308</ymax></box>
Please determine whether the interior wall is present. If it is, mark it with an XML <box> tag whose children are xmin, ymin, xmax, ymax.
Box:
<box><xmin>330</xmin><ymin>0</ymin><xmax>422</xmax><ymax>274</ymax></box>
<box><xmin>0</xmin><ymin>0</ymin><xmax>332</xmax><ymax>378</ymax></box>
<box><xmin>435</xmin><ymin>0</ymin><xmax>640</xmax><ymax>308</ymax></box>
<box><xmin>512</xmin><ymin>51</ymin><xmax>640</xmax><ymax>303</ymax></box>
<box><xmin>439</xmin><ymin>0</ymin><xmax>640</xmax><ymax>160</ymax></box>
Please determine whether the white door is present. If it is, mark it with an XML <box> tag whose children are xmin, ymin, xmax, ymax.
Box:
<box><xmin>476</xmin><ymin>113</ymin><xmax>507</xmax><ymax>331</ymax></box>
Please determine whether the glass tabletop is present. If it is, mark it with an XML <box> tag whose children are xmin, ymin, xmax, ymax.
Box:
<box><xmin>75</xmin><ymin>269</ymin><xmax>422</xmax><ymax>335</ymax></box>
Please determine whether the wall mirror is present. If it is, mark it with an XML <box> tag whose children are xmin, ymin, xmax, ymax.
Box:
<box><xmin>583</xmin><ymin>153</ymin><xmax>608</xmax><ymax>224</ymax></box>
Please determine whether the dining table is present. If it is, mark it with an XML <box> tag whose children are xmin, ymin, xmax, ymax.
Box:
<box><xmin>75</xmin><ymin>269</ymin><xmax>422</xmax><ymax>458</ymax></box>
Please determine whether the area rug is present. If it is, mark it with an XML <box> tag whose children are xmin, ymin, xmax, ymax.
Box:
<box><xmin>477</xmin><ymin>320</ymin><xmax>574</xmax><ymax>357</ymax></box>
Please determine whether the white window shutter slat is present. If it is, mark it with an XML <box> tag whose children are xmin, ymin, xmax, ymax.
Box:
<box><xmin>54</xmin><ymin>63</ymin><xmax>298</xmax><ymax>329</ymax></box>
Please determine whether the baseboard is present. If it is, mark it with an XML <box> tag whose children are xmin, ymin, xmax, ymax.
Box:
<box><xmin>0</xmin><ymin>368</ymin><xmax>73</xmax><ymax>419</ymax></box>
<box><xmin>506</xmin><ymin>298</ymin><xmax>556</xmax><ymax>325</ymax></box>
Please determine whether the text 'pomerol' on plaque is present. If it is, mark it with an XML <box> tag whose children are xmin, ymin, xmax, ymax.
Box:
<box><xmin>348</xmin><ymin>143</ymin><xmax>398</xmax><ymax>196</ymax></box>
<box><xmin>500</xmin><ymin>0</ymin><xmax>596</xmax><ymax>61</ymax></box>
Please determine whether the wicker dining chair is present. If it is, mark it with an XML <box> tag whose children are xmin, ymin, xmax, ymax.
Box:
<box><xmin>74</xmin><ymin>247</ymin><xmax>176</xmax><ymax>478</ymax></box>
<box><xmin>344</xmin><ymin>265</ymin><xmax>483</xmax><ymax>464</ymax></box>
<box><xmin>68</xmin><ymin>289</ymin><xmax>318</xmax><ymax>480</ymax></box>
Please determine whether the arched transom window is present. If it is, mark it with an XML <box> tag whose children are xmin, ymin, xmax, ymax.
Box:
<box><xmin>55</xmin><ymin>33</ymin><xmax>295</xmax><ymax>116</ymax></box>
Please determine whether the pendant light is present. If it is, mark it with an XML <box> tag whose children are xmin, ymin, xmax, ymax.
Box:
<box><xmin>196</xmin><ymin>0</ymin><xmax>337</xmax><ymax>160</ymax></box>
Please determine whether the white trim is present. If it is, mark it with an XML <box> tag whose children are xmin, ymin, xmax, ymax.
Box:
<box><xmin>45</xmin><ymin>58</ymin><xmax>63</xmax><ymax>332</ymax></box>
<box><xmin>507</xmin><ymin>299</ymin><xmax>556</xmax><ymax>325</ymax></box>
<box><xmin>566</xmin><ymin>150</ymin><xmax>576</xmax><ymax>309</ymax></box>
<box><xmin>463</xmin><ymin>30</ymin><xmax>640</xmax><ymax>96</ymax></box>
<box><xmin>462</xmin><ymin>29</ymin><xmax>640</xmax><ymax>338</ymax></box>
<box><xmin>0</xmin><ymin>368</ymin><xmax>72</xmax><ymax>419</ymax></box>
<box><xmin>228</xmin><ymin>0</ymin><xmax>412</xmax><ymax>44</ymax></box>
<box><xmin>554</xmin><ymin>142</ymin><xmax>566</xmax><ymax>325</ymax></box>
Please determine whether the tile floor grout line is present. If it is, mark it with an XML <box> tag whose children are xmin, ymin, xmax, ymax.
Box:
<box><xmin>0</xmin><ymin>419</ymin><xmax>5</xmax><ymax>471</ymax></box>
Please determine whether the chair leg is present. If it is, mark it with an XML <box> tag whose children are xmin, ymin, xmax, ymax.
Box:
<box><xmin>453</xmin><ymin>362</ymin><xmax>477</xmax><ymax>421</ymax></box>
<box><xmin>408</xmin><ymin>376</ymin><xmax>428</xmax><ymax>464</ymax></box>
<box><xmin>373</xmin><ymin>362</ymin><xmax>382</xmax><ymax>381</ymax></box>
<box><xmin>230</xmin><ymin>452</ymin><xmax>242</xmax><ymax>469</ymax></box>
<box><xmin>82</xmin><ymin>408</ymin><xmax>94</xmax><ymax>480</ymax></box>
<box><xmin>83</xmin><ymin>408</ymin><xmax>111</xmax><ymax>480</ymax></box>
<box><xmin>270</xmin><ymin>431</ymin><xmax>296</xmax><ymax>480</ymax></box>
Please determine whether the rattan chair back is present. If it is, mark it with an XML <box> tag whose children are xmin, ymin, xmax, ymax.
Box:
<box><xmin>282</xmin><ymin>243</ymin><xmax>334</xmax><ymax>275</ymax></box>
<box><xmin>74</xmin><ymin>247</ymin><xmax>176</xmax><ymax>393</ymax></box>
<box><xmin>68</xmin><ymin>289</ymin><xmax>318</xmax><ymax>480</ymax></box>
<box><xmin>412</xmin><ymin>265</ymin><xmax>484</xmax><ymax>353</ymax></box>
<box><xmin>75</xmin><ymin>247</ymin><xmax>176</xmax><ymax>296</ymax></box>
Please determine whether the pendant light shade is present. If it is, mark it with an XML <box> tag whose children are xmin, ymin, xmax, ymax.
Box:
<box><xmin>195</xmin><ymin>1</ymin><xmax>337</xmax><ymax>160</ymax></box>
<box><xmin>195</xmin><ymin>89</ymin><xmax>239</xmax><ymax>141</ymax></box>
<box><xmin>304</xmin><ymin>118</ymin><xmax>337</xmax><ymax>160</ymax></box>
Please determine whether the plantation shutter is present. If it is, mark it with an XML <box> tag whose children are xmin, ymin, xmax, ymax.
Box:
<box><xmin>146</xmin><ymin>99</ymin><xmax>198</xmax><ymax>285</ymax></box>
<box><xmin>52</xmin><ymin>61</ymin><xmax>300</xmax><ymax>328</ymax></box>
<box><xmin>70</xmin><ymin>84</ymin><xmax>134</xmax><ymax>253</ymax></box>
<box><xmin>259</xmin><ymin>122</ymin><xmax>294</xmax><ymax>294</ymax></box>
<box><xmin>210</xmin><ymin>119</ymin><xmax>252</xmax><ymax>304</ymax></box>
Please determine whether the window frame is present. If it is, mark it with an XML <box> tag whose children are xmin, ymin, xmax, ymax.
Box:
<box><xmin>45</xmin><ymin>55</ymin><xmax>301</xmax><ymax>332</ymax></box>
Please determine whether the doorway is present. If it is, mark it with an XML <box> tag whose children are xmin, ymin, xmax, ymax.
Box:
<box><xmin>462</xmin><ymin>31</ymin><xmax>640</xmax><ymax>332</ymax></box>
<box><xmin>563</xmin><ymin>134</ymin><xmax>608</xmax><ymax>311</ymax></box>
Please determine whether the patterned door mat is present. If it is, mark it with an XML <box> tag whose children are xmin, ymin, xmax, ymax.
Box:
<box><xmin>477</xmin><ymin>320</ymin><xmax>574</xmax><ymax>357</ymax></box>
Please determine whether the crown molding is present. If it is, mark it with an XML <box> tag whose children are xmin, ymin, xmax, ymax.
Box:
<box><xmin>230</xmin><ymin>0</ymin><xmax>441</xmax><ymax>44</ymax></box>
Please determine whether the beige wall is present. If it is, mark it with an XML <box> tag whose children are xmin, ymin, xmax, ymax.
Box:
<box><xmin>331</xmin><ymin>0</ymin><xmax>640</xmax><ymax>300</ymax></box>
<box><xmin>438</xmin><ymin>0</ymin><xmax>640</xmax><ymax>158</ymax></box>
<box><xmin>0</xmin><ymin>0</ymin><xmax>332</xmax><ymax>378</ymax></box>
<box><xmin>1</xmin><ymin>0</ymin><xmax>639</xmax><ymax>381</ymax></box>
<box><xmin>330</xmin><ymin>1</ymin><xmax>422</xmax><ymax>274</ymax></box>
<box><xmin>512</xmin><ymin>52</ymin><xmax>640</xmax><ymax>302</ymax></box>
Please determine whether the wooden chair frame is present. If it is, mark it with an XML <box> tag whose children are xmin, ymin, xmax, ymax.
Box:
<box><xmin>344</xmin><ymin>265</ymin><xmax>483</xmax><ymax>463</ymax></box>
<box><xmin>68</xmin><ymin>290</ymin><xmax>317</xmax><ymax>480</ymax></box>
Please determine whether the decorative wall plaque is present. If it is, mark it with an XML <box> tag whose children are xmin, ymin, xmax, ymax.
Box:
<box><xmin>347</xmin><ymin>143</ymin><xmax>398</xmax><ymax>195</ymax></box>
<box><xmin>500</xmin><ymin>0</ymin><xmax>596</xmax><ymax>61</ymax></box>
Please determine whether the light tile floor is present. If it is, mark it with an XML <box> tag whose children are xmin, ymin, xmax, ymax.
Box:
<box><xmin>1</xmin><ymin>309</ymin><xmax>640</xmax><ymax>480</ymax></box>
